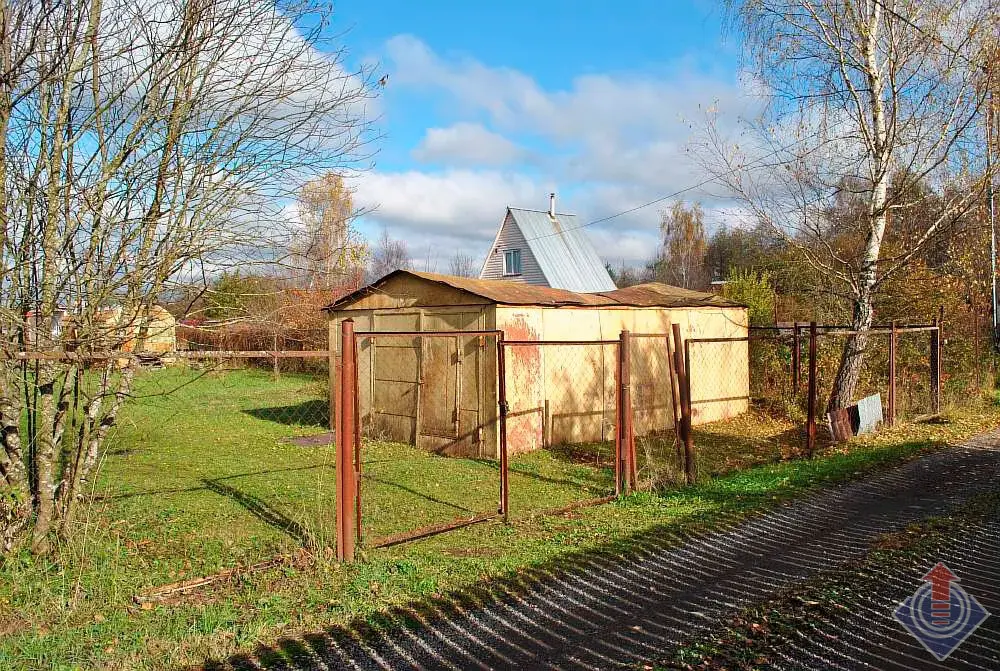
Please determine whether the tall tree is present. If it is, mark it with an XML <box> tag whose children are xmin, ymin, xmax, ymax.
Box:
<box><xmin>292</xmin><ymin>172</ymin><xmax>368</xmax><ymax>290</ymax></box>
<box><xmin>707</xmin><ymin>0</ymin><xmax>992</xmax><ymax>411</ymax></box>
<box><xmin>656</xmin><ymin>201</ymin><xmax>708</xmax><ymax>289</ymax></box>
<box><xmin>0</xmin><ymin>0</ymin><xmax>375</xmax><ymax>553</ymax></box>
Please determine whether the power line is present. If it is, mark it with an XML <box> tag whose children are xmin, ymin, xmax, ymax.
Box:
<box><xmin>521</xmin><ymin>3</ymin><xmax>988</xmax><ymax>246</ymax></box>
<box><xmin>519</xmin><ymin>136</ymin><xmax>810</xmax><ymax>243</ymax></box>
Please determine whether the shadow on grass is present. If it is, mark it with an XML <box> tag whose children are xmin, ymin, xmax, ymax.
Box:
<box><xmin>202</xmin><ymin>478</ymin><xmax>317</xmax><ymax>548</ymax></box>
<box><xmin>470</xmin><ymin>456</ymin><xmax>613</xmax><ymax>496</ymax></box>
<box><xmin>97</xmin><ymin>464</ymin><xmax>334</xmax><ymax>502</ymax></box>
<box><xmin>201</xmin><ymin>435</ymin><xmax>977</xmax><ymax>671</ymax></box>
<box><xmin>360</xmin><ymin>473</ymin><xmax>478</xmax><ymax>515</ymax></box>
<box><xmin>244</xmin><ymin>400</ymin><xmax>329</xmax><ymax>428</ymax></box>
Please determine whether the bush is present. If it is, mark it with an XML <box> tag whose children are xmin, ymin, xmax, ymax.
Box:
<box><xmin>722</xmin><ymin>268</ymin><xmax>774</xmax><ymax>326</ymax></box>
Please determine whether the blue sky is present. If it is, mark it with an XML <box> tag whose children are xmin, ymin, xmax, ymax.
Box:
<box><xmin>327</xmin><ymin>1</ymin><xmax>754</xmax><ymax>270</ymax></box>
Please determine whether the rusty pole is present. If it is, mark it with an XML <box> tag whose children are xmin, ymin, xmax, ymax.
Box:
<box><xmin>663</xmin><ymin>324</ymin><xmax>684</xmax><ymax>466</ymax></box>
<box><xmin>620</xmin><ymin>330</ymin><xmax>636</xmax><ymax>491</ymax></box>
<box><xmin>613</xmin><ymin>340</ymin><xmax>622</xmax><ymax>496</ymax></box>
<box><xmin>683</xmin><ymin>339</ymin><xmax>697</xmax><ymax>485</ymax></box>
<box><xmin>792</xmin><ymin>323</ymin><xmax>801</xmax><ymax>394</ymax></box>
<box><xmin>888</xmin><ymin>320</ymin><xmax>897</xmax><ymax>427</ymax></box>
<box><xmin>806</xmin><ymin>321</ymin><xmax>818</xmax><ymax>457</ymax></box>
<box><xmin>496</xmin><ymin>332</ymin><xmax>510</xmax><ymax>521</ymax></box>
<box><xmin>672</xmin><ymin>323</ymin><xmax>695</xmax><ymax>485</ymax></box>
<box><xmin>336</xmin><ymin>319</ymin><xmax>357</xmax><ymax>562</ymax></box>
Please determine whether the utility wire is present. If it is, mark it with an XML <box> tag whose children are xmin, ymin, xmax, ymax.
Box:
<box><xmin>519</xmin><ymin>136</ymin><xmax>809</xmax><ymax>243</ymax></box>
<box><xmin>521</xmin><ymin>2</ymin><xmax>987</xmax><ymax>246</ymax></box>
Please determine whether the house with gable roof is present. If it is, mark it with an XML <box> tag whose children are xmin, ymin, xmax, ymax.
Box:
<box><xmin>479</xmin><ymin>194</ymin><xmax>616</xmax><ymax>292</ymax></box>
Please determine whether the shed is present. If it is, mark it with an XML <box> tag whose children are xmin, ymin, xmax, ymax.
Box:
<box><xmin>326</xmin><ymin>270</ymin><xmax>748</xmax><ymax>459</ymax></box>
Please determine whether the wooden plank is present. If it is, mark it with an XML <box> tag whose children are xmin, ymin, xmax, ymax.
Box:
<box><xmin>419</xmin><ymin>336</ymin><xmax>459</xmax><ymax>437</ymax></box>
<box><xmin>373</xmin><ymin>379</ymin><xmax>418</xmax><ymax>418</ymax></box>
<box><xmin>373</xmin><ymin>346</ymin><xmax>418</xmax><ymax>382</ymax></box>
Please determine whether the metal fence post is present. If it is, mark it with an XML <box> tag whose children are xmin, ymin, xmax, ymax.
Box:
<box><xmin>336</xmin><ymin>318</ymin><xmax>356</xmax><ymax>562</ymax></box>
<box><xmin>792</xmin><ymin>322</ymin><xmax>801</xmax><ymax>394</ymax></box>
<box><xmin>672</xmin><ymin>323</ymin><xmax>696</xmax><ymax>485</ymax></box>
<box><xmin>496</xmin><ymin>332</ymin><xmax>510</xmax><ymax>521</ymax></box>
<box><xmin>613</xmin><ymin>339</ymin><xmax>622</xmax><ymax>496</ymax></box>
<box><xmin>664</xmin><ymin>323</ymin><xmax>684</xmax><ymax>466</ymax></box>
<box><xmin>888</xmin><ymin>320</ymin><xmax>897</xmax><ymax>426</ymax></box>
<box><xmin>806</xmin><ymin>321</ymin><xmax>817</xmax><ymax>457</ymax></box>
<box><xmin>619</xmin><ymin>330</ymin><xmax>636</xmax><ymax>492</ymax></box>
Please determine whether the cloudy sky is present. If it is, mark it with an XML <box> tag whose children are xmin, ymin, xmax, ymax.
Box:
<box><xmin>330</xmin><ymin>0</ymin><xmax>757</xmax><ymax>271</ymax></box>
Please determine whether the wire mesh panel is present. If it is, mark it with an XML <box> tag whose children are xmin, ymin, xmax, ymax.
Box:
<box><xmin>501</xmin><ymin>340</ymin><xmax>619</xmax><ymax>516</ymax></box>
<box><xmin>629</xmin><ymin>334</ymin><xmax>681</xmax><ymax>489</ymax></box>
<box><xmin>87</xmin><ymin>352</ymin><xmax>334</xmax><ymax>588</ymax></box>
<box><xmin>683</xmin><ymin>337</ymin><xmax>797</xmax><ymax>477</ymax></box>
<box><xmin>895</xmin><ymin>330</ymin><xmax>934</xmax><ymax>421</ymax></box>
<box><xmin>352</xmin><ymin>332</ymin><xmax>502</xmax><ymax>547</ymax></box>
<box><xmin>748</xmin><ymin>331</ymin><xmax>799</xmax><ymax>410</ymax></box>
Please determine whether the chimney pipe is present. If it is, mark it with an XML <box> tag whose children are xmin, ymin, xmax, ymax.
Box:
<box><xmin>549</xmin><ymin>192</ymin><xmax>556</xmax><ymax>218</ymax></box>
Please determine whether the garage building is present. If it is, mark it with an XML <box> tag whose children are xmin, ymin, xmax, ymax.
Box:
<box><xmin>325</xmin><ymin>270</ymin><xmax>748</xmax><ymax>459</ymax></box>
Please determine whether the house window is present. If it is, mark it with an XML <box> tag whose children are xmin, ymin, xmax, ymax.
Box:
<box><xmin>503</xmin><ymin>249</ymin><xmax>522</xmax><ymax>276</ymax></box>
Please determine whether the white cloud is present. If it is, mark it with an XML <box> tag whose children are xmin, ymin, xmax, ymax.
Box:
<box><xmin>352</xmin><ymin>169</ymin><xmax>546</xmax><ymax>240</ymax></box>
<box><xmin>353</xmin><ymin>35</ymin><xmax>757</xmax><ymax>266</ymax></box>
<box><xmin>413</xmin><ymin>123</ymin><xmax>526</xmax><ymax>166</ymax></box>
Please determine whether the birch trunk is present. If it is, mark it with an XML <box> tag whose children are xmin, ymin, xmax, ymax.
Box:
<box><xmin>826</xmin><ymin>1</ymin><xmax>891</xmax><ymax>412</ymax></box>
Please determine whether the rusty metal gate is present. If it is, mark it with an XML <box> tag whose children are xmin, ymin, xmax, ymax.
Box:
<box><xmin>333</xmin><ymin>321</ymin><xmax>698</xmax><ymax>561</ymax></box>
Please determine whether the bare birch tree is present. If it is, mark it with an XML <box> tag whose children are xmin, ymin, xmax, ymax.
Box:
<box><xmin>704</xmin><ymin>0</ymin><xmax>993</xmax><ymax>411</ymax></box>
<box><xmin>447</xmin><ymin>252</ymin><xmax>477</xmax><ymax>278</ymax></box>
<box><xmin>292</xmin><ymin>172</ymin><xmax>369</xmax><ymax>290</ymax></box>
<box><xmin>0</xmin><ymin>0</ymin><xmax>375</xmax><ymax>553</ymax></box>
<box><xmin>366</xmin><ymin>228</ymin><xmax>411</xmax><ymax>282</ymax></box>
<box><xmin>656</xmin><ymin>201</ymin><xmax>708</xmax><ymax>289</ymax></box>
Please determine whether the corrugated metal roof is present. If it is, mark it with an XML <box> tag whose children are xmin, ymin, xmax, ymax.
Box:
<box><xmin>508</xmin><ymin>208</ymin><xmax>617</xmax><ymax>292</ymax></box>
<box><xmin>325</xmin><ymin>270</ymin><xmax>744</xmax><ymax>310</ymax></box>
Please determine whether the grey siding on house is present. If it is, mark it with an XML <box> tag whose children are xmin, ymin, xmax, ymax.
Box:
<box><xmin>479</xmin><ymin>208</ymin><xmax>616</xmax><ymax>292</ymax></box>
<box><xmin>480</xmin><ymin>211</ymin><xmax>549</xmax><ymax>286</ymax></box>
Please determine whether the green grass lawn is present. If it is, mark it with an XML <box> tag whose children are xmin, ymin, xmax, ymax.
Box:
<box><xmin>79</xmin><ymin>367</ymin><xmax>615</xmax><ymax>585</ymax></box>
<box><xmin>0</xmin><ymin>366</ymin><xmax>997</xmax><ymax>670</ymax></box>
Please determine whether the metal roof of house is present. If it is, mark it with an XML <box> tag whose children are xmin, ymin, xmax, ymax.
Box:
<box><xmin>325</xmin><ymin>270</ymin><xmax>743</xmax><ymax>310</ymax></box>
<box><xmin>506</xmin><ymin>208</ymin><xmax>617</xmax><ymax>292</ymax></box>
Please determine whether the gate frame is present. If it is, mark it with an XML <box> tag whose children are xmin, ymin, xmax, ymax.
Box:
<box><xmin>499</xmin><ymin>335</ymin><xmax>630</xmax><ymax>498</ymax></box>
<box><xmin>336</xmin><ymin>323</ymin><xmax>506</xmax><ymax>560</ymax></box>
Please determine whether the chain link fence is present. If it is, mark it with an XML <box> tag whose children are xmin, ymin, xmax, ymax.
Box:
<box><xmin>11</xmin><ymin>350</ymin><xmax>333</xmax><ymax>595</ymax></box>
<box><xmin>629</xmin><ymin>334</ymin><xmax>682</xmax><ymax>489</ymax></box>
<box><xmin>349</xmin><ymin>331</ymin><xmax>503</xmax><ymax>548</ymax></box>
<box><xmin>501</xmin><ymin>340</ymin><xmax>620</xmax><ymax>517</ymax></box>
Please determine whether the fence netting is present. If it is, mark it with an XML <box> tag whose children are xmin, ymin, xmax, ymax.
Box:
<box><xmin>23</xmin><ymin>352</ymin><xmax>335</xmax><ymax>592</ymax></box>
<box><xmin>502</xmin><ymin>341</ymin><xmax>619</xmax><ymax>516</ymax></box>
<box><xmin>895</xmin><ymin>330</ymin><xmax>934</xmax><ymax>422</ymax></box>
<box><xmin>629</xmin><ymin>335</ymin><xmax>681</xmax><ymax>489</ymax></box>
<box><xmin>684</xmin><ymin>337</ymin><xmax>778</xmax><ymax>475</ymax></box>
<box><xmin>353</xmin><ymin>332</ymin><xmax>502</xmax><ymax>546</ymax></box>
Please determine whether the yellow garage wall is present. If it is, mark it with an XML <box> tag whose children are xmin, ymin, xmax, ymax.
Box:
<box><xmin>495</xmin><ymin>305</ymin><xmax>749</xmax><ymax>454</ymax></box>
<box><xmin>331</xmin><ymin>299</ymin><xmax>748</xmax><ymax>460</ymax></box>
